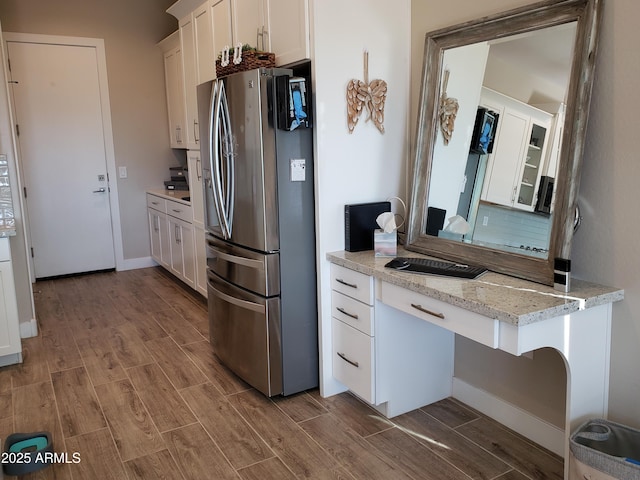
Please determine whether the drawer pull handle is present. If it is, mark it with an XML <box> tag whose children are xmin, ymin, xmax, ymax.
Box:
<box><xmin>336</xmin><ymin>278</ymin><xmax>358</xmax><ymax>289</ymax></box>
<box><xmin>336</xmin><ymin>307</ymin><xmax>358</xmax><ymax>320</ymax></box>
<box><xmin>411</xmin><ymin>303</ymin><xmax>445</xmax><ymax>320</ymax></box>
<box><xmin>337</xmin><ymin>352</ymin><xmax>359</xmax><ymax>368</ymax></box>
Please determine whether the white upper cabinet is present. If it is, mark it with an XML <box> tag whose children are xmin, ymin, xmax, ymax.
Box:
<box><xmin>159</xmin><ymin>32</ymin><xmax>186</xmax><ymax>148</ymax></box>
<box><xmin>480</xmin><ymin>88</ymin><xmax>552</xmax><ymax>212</ymax></box>
<box><xmin>232</xmin><ymin>0</ymin><xmax>266</xmax><ymax>50</ymax></box>
<box><xmin>179</xmin><ymin>14</ymin><xmax>200</xmax><ymax>150</ymax></box>
<box><xmin>230</xmin><ymin>0</ymin><xmax>310</xmax><ymax>66</ymax></box>
<box><xmin>162</xmin><ymin>0</ymin><xmax>310</xmax><ymax>149</ymax></box>
<box><xmin>266</xmin><ymin>0</ymin><xmax>310</xmax><ymax>66</ymax></box>
<box><xmin>194</xmin><ymin>1</ymin><xmax>216</xmax><ymax>84</ymax></box>
<box><xmin>212</xmin><ymin>0</ymin><xmax>233</xmax><ymax>59</ymax></box>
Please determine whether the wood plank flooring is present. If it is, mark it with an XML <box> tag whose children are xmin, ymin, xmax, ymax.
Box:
<box><xmin>0</xmin><ymin>267</ymin><xmax>564</xmax><ymax>479</ymax></box>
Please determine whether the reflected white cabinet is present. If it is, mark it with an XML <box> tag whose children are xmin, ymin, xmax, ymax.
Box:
<box><xmin>0</xmin><ymin>238</ymin><xmax>22</xmax><ymax>366</ymax></box>
<box><xmin>480</xmin><ymin>87</ymin><xmax>552</xmax><ymax>212</ymax></box>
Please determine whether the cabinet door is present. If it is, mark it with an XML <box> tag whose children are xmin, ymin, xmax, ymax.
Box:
<box><xmin>181</xmin><ymin>222</ymin><xmax>196</xmax><ymax>288</ymax></box>
<box><xmin>163</xmin><ymin>47</ymin><xmax>186</xmax><ymax>148</ymax></box>
<box><xmin>0</xmin><ymin>255</ymin><xmax>20</xmax><ymax>359</ymax></box>
<box><xmin>180</xmin><ymin>14</ymin><xmax>200</xmax><ymax>150</ymax></box>
<box><xmin>148</xmin><ymin>208</ymin><xmax>163</xmax><ymax>265</ymax></box>
<box><xmin>194</xmin><ymin>226</ymin><xmax>207</xmax><ymax>297</ymax></box>
<box><xmin>482</xmin><ymin>108</ymin><xmax>528</xmax><ymax>206</ymax></box>
<box><xmin>212</xmin><ymin>0</ymin><xmax>233</xmax><ymax>59</ymax></box>
<box><xmin>169</xmin><ymin>216</ymin><xmax>196</xmax><ymax>288</ymax></box>
<box><xmin>232</xmin><ymin>0</ymin><xmax>266</xmax><ymax>49</ymax></box>
<box><xmin>187</xmin><ymin>150</ymin><xmax>205</xmax><ymax>230</ymax></box>
<box><xmin>194</xmin><ymin>1</ymin><xmax>215</xmax><ymax>83</ymax></box>
<box><xmin>515</xmin><ymin>123</ymin><xmax>548</xmax><ymax>210</ymax></box>
<box><xmin>265</xmin><ymin>0</ymin><xmax>310</xmax><ymax>66</ymax></box>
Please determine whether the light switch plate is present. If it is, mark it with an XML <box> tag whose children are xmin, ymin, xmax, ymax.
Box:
<box><xmin>290</xmin><ymin>158</ymin><xmax>305</xmax><ymax>182</ymax></box>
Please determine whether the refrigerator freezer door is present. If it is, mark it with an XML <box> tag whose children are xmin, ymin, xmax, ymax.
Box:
<box><xmin>206</xmin><ymin>234</ymin><xmax>280</xmax><ymax>297</ymax></box>
<box><xmin>208</xmin><ymin>270</ymin><xmax>283</xmax><ymax>397</ymax></box>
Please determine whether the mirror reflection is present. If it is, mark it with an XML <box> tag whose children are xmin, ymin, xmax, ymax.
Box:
<box><xmin>426</xmin><ymin>23</ymin><xmax>577</xmax><ymax>260</ymax></box>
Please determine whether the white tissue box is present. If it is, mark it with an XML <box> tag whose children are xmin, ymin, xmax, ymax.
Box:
<box><xmin>374</xmin><ymin>229</ymin><xmax>397</xmax><ymax>257</ymax></box>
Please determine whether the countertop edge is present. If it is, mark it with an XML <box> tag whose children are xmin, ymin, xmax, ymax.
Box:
<box><xmin>146</xmin><ymin>189</ymin><xmax>191</xmax><ymax>206</ymax></box>
<box><xmin>326</xmin><ymin>250</ymin><xmax>624</xmax><ymax>326</ymax></box>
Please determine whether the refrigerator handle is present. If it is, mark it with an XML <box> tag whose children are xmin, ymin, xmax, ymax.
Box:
<box><xmin>207</xmin><ymin>273</ymin><xmax>265</xmax><ymax>314</ymax></box>
<box><xmin>209</xmin><ymin>247</ymin><xmax>265</xmax><ymax>271</ymax></box>
<box><xmin>211</xmin><ymin>81</ymin><xmax>231</xmax><ymax>239</ymax></box>
<box><xmin>219</xmin><ymin>86</ymin><xmax>235</xmax><ymax>236</ymax></box>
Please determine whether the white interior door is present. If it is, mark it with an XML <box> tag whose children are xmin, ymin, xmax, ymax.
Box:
<box><xmin>7</xmin><ymin>40</ymin><xmax>116</xmax><ymax>278</ymax></box>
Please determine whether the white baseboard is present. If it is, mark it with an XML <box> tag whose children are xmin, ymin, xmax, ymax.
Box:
<box><xmin>452</xmin><ymin>377</ymin><xmax>565</xmax><ymax>457</ymax></box>
<box><xmin>117</xmin><ymin>256</ymin><xmax>158</xmax><ymax>271</ymax></box>
<box><xmin>19</xmin><ymin>317</ymin><xmax>38</xmax><ymax>338</ymax></box>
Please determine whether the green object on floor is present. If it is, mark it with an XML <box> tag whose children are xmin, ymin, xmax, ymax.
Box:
<box><xmin>2</xmin><ymin>432</ymin><xmax>53</xmax><ymax>477</ymax></box>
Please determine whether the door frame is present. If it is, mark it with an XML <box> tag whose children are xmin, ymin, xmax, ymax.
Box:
<box><xmin>3</xmin><ymin>32</ymin><xmax>124</xmax><ymax>277</ymax></box>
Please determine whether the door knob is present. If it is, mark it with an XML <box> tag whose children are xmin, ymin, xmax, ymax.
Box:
<box><xmin>93</xmin><ymin>187</ymin><xmax>106</xmax><ymax>193</ymax></box>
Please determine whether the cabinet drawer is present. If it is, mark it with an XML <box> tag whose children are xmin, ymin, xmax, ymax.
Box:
<box><xmin>331</xmin><ymin>290</ymin><xmax>374</xmax><ymax>336</ymax></box>
<box><xmin>147</xmin><ymin>194</ymin><xmax>167</xmax><ymax>213</ymax></box>
<box><xmin>330</xmin><ymin>264</ymin><xmax>373</xmax><ymax>305</ymax></box>
<box><xmin>166</xmin><ymin>200</ymin><xmax>192</xmax><ymax>222</ymax></box>
<box><xmin>380</xmin><ymin>282</ymin><xmax>499</xmax><ymax>348</ymax></box>
<box><xmin>332</xmin><ymin>317</ymin><xmax>374</xmax><ymax>404</ymax></box>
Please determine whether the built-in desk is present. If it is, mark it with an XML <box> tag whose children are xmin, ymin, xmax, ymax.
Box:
<box><xmin>327</xmin><ymin>248</ymin><xmax>623</xmax><ymax>479</ymax></box>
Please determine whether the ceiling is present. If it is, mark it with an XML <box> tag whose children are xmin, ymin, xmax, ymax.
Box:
<box><xmin>488</xmin><ymin>22</ymin><xmax>577</xmax><ymax>91</ymax></box>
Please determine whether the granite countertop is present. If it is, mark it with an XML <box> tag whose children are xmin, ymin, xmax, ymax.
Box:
<box><xmin>327</xmin><ymin>248</ymin><xmax>624</xmax><ymax>326</ymax></box>
<box><xmin>147</xmin><ymin>189</ymin><xmax>191</xmax><ymax>206</ymax></box>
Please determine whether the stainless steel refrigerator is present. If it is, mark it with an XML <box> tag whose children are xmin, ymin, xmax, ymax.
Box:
<box><xmin>197</xmin><ymin>68</ymin><xmax>317</xmax><ymax>397</ymax></box>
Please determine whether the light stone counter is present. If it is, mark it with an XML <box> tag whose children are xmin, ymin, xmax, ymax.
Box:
<box><xmin>327</xmin><ymin>248</ymin><xmax>624</xmax><ymax>326</ymax></box>
<box><xmin>146</xmin><ymin>188</ymin><xmax>191</xmax><ymax>205</ymax></box>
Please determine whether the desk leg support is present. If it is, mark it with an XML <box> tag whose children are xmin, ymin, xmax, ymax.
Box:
<box><xmin>560</xmin><ymin>303</ymin><xmax>612</xmax><ymax>479</ymax></box>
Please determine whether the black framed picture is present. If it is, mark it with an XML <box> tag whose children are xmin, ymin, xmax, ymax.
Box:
<box><xmin>470</xmin><ymin>107</ymin><xmax>499</xmax><ymax>154</ymax></box>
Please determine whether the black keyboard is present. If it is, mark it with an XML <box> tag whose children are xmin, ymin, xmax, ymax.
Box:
<box><xmin>385</xmin><ymin>257</ymin><xmax>487</xmax><ymax>279</ymax></box>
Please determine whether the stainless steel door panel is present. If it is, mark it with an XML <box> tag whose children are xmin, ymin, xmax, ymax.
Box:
<box><xmin>208</xmin><ymin>271</ymin><xmax>282</xmax><ymax>397</ymax></box>
<box><xmin>224</xmin><ymin>69</ymin><xmax>279</xmax><ymax>252</ymax></box>
<box><xmin>206</xmin><ymin>234</ymin><xmax>280</xmax><ymax>297</ymax></box>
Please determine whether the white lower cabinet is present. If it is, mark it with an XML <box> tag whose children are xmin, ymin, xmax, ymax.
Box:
<box><xmin>330</xmin><ymin>263</ymin><xmax>455</xmax><ymax>418</ymax></box>
<box><xmin>168</xmin><ymin>215</ymin><xmax>195</xmax><ymax>288</ymax></box>
<box><xmin>147</xmin><ymin>192</ymin><xmax>196</xmax><ymax>290</ymax></box>
<box><xmin>0</xmin><ymin>238</ymin><xmax>22</xmax><ymax>366</ymax></box>
<box><xmin>194</xmin><ymin>226</ymin><xmax>207</xmax><ymax>297</ymax></box>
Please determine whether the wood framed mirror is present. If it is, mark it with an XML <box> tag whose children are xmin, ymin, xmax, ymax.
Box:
<box><xmin>405</xmin><ymin>0</ymin><xmax>603</xmax><ymax>285</ymax></box>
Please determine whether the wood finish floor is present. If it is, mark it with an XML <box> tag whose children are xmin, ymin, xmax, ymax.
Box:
<box><xmin>0</xmin><ymin>267</ymin><xmax>564</xmax><ymax>479</ymax></box>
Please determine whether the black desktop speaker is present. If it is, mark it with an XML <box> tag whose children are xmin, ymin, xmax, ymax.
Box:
<box><xmin>426</xmin><ymin>207</ymin><xmax>447</xmax><ymax>236</ymax></box>
<box><xmin>344</xmin><ymin>201</ymin><xmax>391</xmax><ymax>252</ymax></box>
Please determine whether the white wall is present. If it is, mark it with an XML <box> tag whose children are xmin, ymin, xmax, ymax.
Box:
<box><xmin>429</xmin><ymin>42</ymin><xmax>489</xmax><ymax>220</ymax></box>
<box><xmin>311</xmin><ymin>0</ymin><xmax>411</xmax><ymax>396</ymax></box>
<box><xmin>572</xmin><ymin>0</ymin><xmax>640</xmax><ymax>428</ymax></box>
<box><xmin>0</xmin><ymin>0</ymin><xmax>179</xmax><ymax>268</ymax></box>
<box><xmin>413</xmin><ymin>0</ymin><xmax>640</xmax><ymax>430</ymax></box>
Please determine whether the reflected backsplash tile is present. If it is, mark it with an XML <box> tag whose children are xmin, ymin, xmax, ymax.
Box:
<box><xmin>0</xmin><ymin>155</ymin><xmax>15</xmax><ymax>229</ymax></box>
